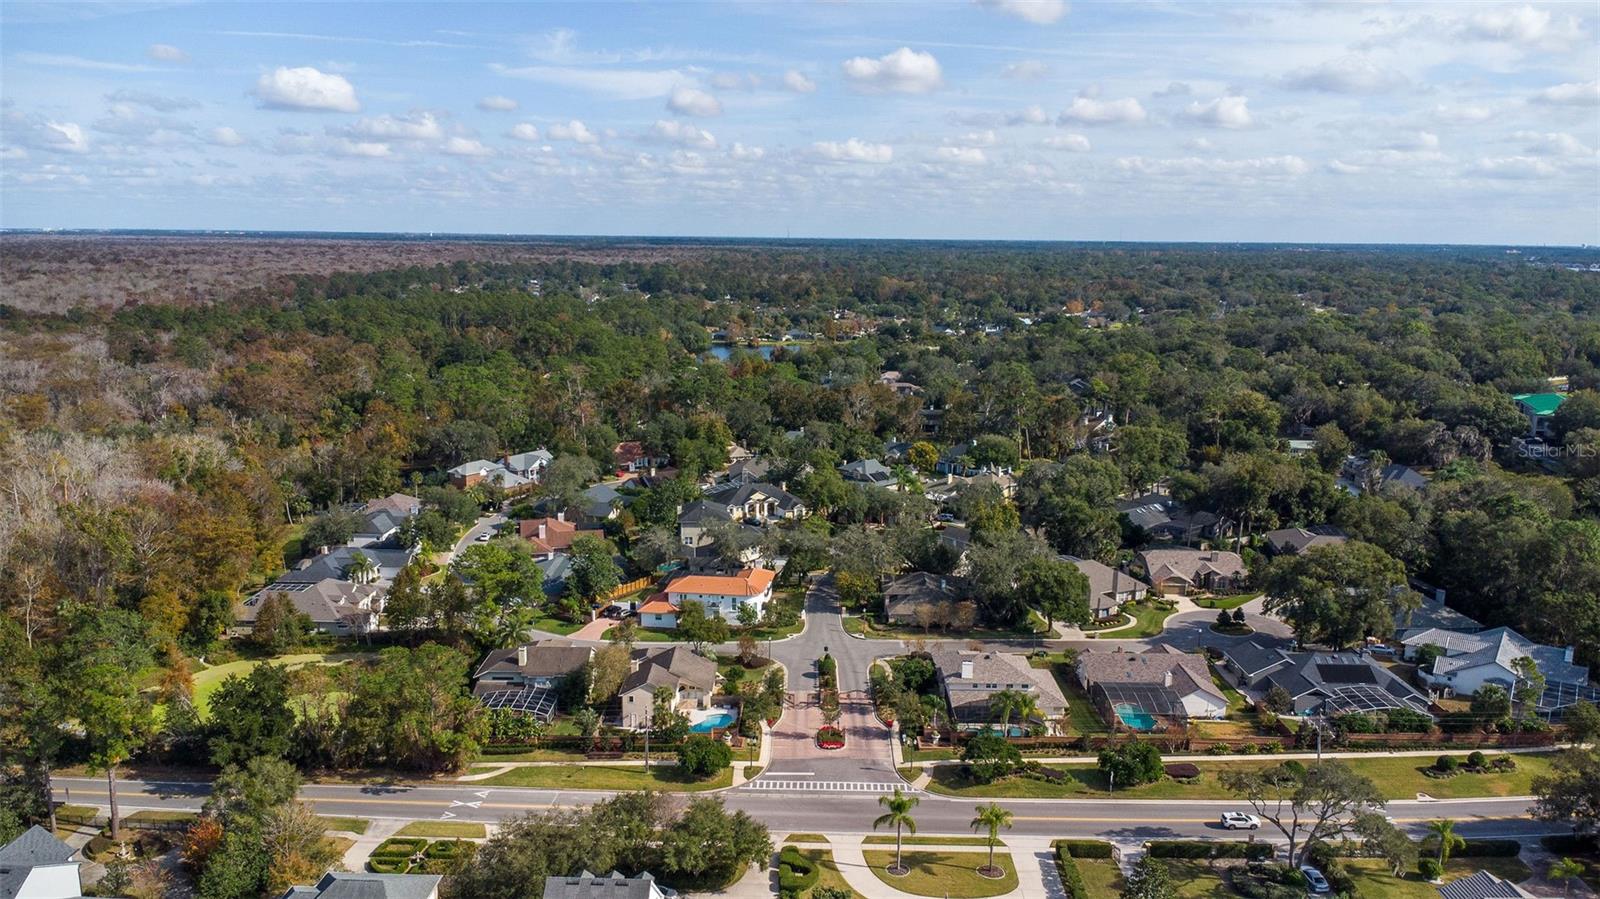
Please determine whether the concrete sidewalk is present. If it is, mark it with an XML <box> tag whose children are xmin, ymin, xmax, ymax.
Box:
<box><xmin>788</xmin><ymin>835</ymin><xmax>1061</xmax><ymax>899</ymax></box>
<box><xmin>903</xmin><ymin>744</ymin><xmax>1569</xmax><ymax>768</ymax></box>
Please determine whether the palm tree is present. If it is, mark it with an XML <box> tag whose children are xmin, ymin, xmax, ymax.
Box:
<box><xmin>1550</xmin><ymin>857</ymin><xmax>1584</xmax><ymax>898</ymax></box>
<box><xmin>988</xmin><ymin>689</ymin><xmax>1040</xmax><ymax>734</ymax></box>
<box><xmin>873</xmin><ymin>787</ymin><xmax>920</xmax><ymax>875</ymax></box>
<box><xmin>970</xmin><ymin>803</ymin><xmax>1013</xmax><ymax>877</ymax></box>
<box><xmin>1426</xmin><ymin>819</ymin><xmax>1466</xmax><ymax>866</ymax></box>
<box><xmin>345</xmin><ymin>551</ymin><xmax>377</xmax><ymax>584</ymax></box>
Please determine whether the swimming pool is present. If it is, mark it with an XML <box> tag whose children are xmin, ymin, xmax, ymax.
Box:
<box><xmin>1112</xmin><ymin>703</ymin><xmax>1157</xmax><ymax>731</ymax></box>
<box><xmin>690</xmin><ymin>709</ymin><xmax>737</xmax><ymax>733</ymax></box>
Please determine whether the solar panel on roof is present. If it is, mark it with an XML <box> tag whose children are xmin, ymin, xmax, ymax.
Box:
<box><xmin>1315</xmin><ymin>664</ymin><xmax>1377</xmax><ymax>684</ymax></box>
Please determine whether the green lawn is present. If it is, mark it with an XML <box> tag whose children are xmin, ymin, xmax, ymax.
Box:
<box><xmin>863</xmin><ymin>850</ymin><xmax>1018</xmax><ymax>898</ymax></box>
<box><xmin>1343</xmin><ymin>857</ymin><xmax>1533</xmax><ymax>897</ymax></box>
<box><xmin>318</xmin><ymin>816</ymin><xmax>370</xmax><ymax>834</ymax></box>
<box><xmin>1075</xmin><ymin>859</ymin><xmax>1124</xmax><ymax>895</ymax></box>
<box><xmin>1030</xmin><ymin>662</ymin><xmax>1111</xmax><ymax>734</ymax></box>
<box><xmin>904</xmin><ymin>746</ymin><xmax>959</xmax><ymax>763</ymax></box>
<box><xmin>476</xmin><ymin>764</ymin><xmax>733</xmax><ymax>792</ymax></box>
<box><xmin>864</xmin><ymin>836</ymin><xmax>1004</xmax><ymax>847</ymax></box>
<box><xmin>531</xmin><ymin>616</ymin><xmax>585</xmax><ymax>636</ymax></box>
<box><xmin>1195</xmin><ymin>593</ymin><xmax>1259</xmax><ymax>610</ymax></box>
<box><xmin>797</xmin><ymin>848</ymin><xmax>854</xmax><ymax>898</ymax></box>
<box><xmin>123</xmin><ymin>810</ymin><xmax>197</xmax><ymax>826</ymax></box>
<box><xmin>785</xmin><ymin>834</ymin><xmax>830</xmax><ymax>844</ymax></box>
<box><xmin>922</xmin><ymin>752</ymin><xmax>1557</xmax><ymax>800</ymax></box>
<box><xmin>1088</xmin><ymin>602</ymin><xmax>1173</xmax><ymax>639</ymax></box>
<box><xmin>397</xmin><ymin>821</ymin><xmax>487</xmax><ymax>838</ymax></box>
<box><xmin>190</xmin><ymin>652</ymin><xmax>366</xmax><ymax>718</ymax></box>
<box><xmin>1161</xmin><ymin>859</ymin><xmax>1234</xmax><ymax>898</ymax></box>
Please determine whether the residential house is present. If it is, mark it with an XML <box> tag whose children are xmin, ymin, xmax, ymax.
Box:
<box><xmin>1068</xmin><ymin>558</ymin><xmax>1149</xmax><ymax>621</ymax></box>
<box><xmin>362</xmin><ymin>493</ymin><xmax>421</xmax><ymax>520</ymax></box>
<box><xmin>1401</xmin><ymin>627</ymin><xmax>1588</xmax><ymax>697</ymax></box>
<box><xmin>937</xmin><ymin>525</ymin><xmax>972</xmax><ymax>563</ymax></box>
<box><xmin>579</xmin><ymin>484</ymin><xmax>626</xmax><ymax>523</ymax></box>
<box><xmin>1114</xmin><ymin>492</ymin><xmax>1219</xmax><ymax>544</ymax></box>
<box><xmin>726</xmin><ymin>444</ymin><xmax>754</xmax><ymax>465</ymax></box>
<box><xmin>0</xmin><ymin>825</ymin><xmax>81</xmax><ymax>899</ymax></box>
<box><xmin>638</xmin><ymin>593</ymin><xmax>681</xmax><ymax>629</ymax></box>
<box><xmin>677</xmin><ymin>500</ymin><xmax>732</xmax><ymax>551</ymax></box>
<box><xmin>238</xmin><ymin>579</ymin><xmax>385</xmax><ymax>635</ymax></box>
<box><xmin>1436</xmin><ymin>869</ymin><xmax>1535</xmax><ymax>899</ymax></box>
<box><xmin>446</xmin><ymin>459</ymin><xmax>532</xmax><ymax>491</ymax></box>
<box><xmin>474</xmin><ymin>640</ymin><xmax>594</xmax><ymax>692</ymax></box>
<box><xmin>1285</xmin><ymin>438</ymin><xmax>1317</xmax><ymax>457</ymax></box>
<box><xmin>724</xmin><ymin>456</ymin><xmax>772</xmax><ymax>484</ymax></box>
<box><xmin>840</xmin><ymin>459</ymin><xmax>897</xmax><ymax>487</ymax></box>
<box><xmin>619</xmin><ymin>646</ymin><xmax>719</xmax><ymax>729</ymax></box>
<box><xmin>702</xmin><ymin>481</ymin><xmax>807</xmax><ymax>523</ymax></box>
<box><xmin>1219</xmin><ymin>642</ymin><xmax>1432</xmax><ymax>717</ymax></box>
<box><xmin>877</xmin><ymin>371</ymin><xmax>923</xmax><ymax>397</ymax></box>
<box><xmin>353</xmin><ymin>507</ymin><xmax>408</xmax><ymax>545</ymax></box>
<box><xmin>1138</xmin><ymin>548</ymin><xmax>1247</xmax><ymax>596</ymax></box>
<box><xmin>1395</xmin><ymin>601</ymin><xmax>1483</xmax><ymax>643</ymax></box>
<box><xmin>282</xmin><ymin>544</ymin><xmax>414</xmax><ymax>586</ymax></box>
<box><xmin>543</xmin><ymin>871</ymin><xmax>675</xmax><ymax>899</ymax></box>
<box><xmin>883</xmin><ymin>572</ymin><xmax>967</xmax><ymax>625</ymax></box>
<box><xmin>965</xmin><ymin>469</ymin><xmax>1018</xmax><ymax>499</ymax></box>
<box><xmin>664</xmin><ymin>567</ymin><xmax>776</xmax><ymax>622</ymax></box>
<box><xmin>503</xmin><ymin>449</ymin><xmax>554</xmax><ymax>480</ymax></box>
<box><xmin>519</xmin><ymin>514</ymin><xmax>598</xmax><ymax>558</ymax></box>
<box><xmin>281</xmin><ymin>872</ymin><xmax>441</xmax><ymax>899</ymax></box>
<box><xmin>1078</xmin><ymin>409</ymin><xmax>1117</xmax><ymax>453</ymax></box>
<box><xmin>613</xmin><ymin>441</ymin><xmax>668</xmax><ymax>474</ymax></box>
<box><xmin>1075</xmin><ymin>648</ymin><xmax>1229</xmax><ymax>726</ymax></box>
<box><xmin>932</xmin><ymin>649</ymin><xmax>1069</xmax><ymax>729</ymax></box>
<box><xmin>1337</xmin><ymin>457</ymin><xmax>1429</xmax><ymax>496</ymax></box>
<box><xmin>1263</xmin><ymin>525</ymin><xmax>1348</xmax><ymax>556</ymax></box>
<box><xmin>935</xmin><ymin>440</ymin><xmax>981</xmax><ymax>477</ymax></box>
<box><xmin>1513</xmin><ymin>392</ymin><xmax>1566</xmax><ymax>440</ymax></box>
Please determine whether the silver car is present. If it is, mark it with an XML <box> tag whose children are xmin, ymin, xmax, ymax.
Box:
<box><xmin>1299</xmin><ymin>865</ymin><xmax>1331</xmax><ymax>893</ymax></box>
<box><xmin>1219</xmin><ymin>812</ymin><xmax>1260</xmax><ymax>830</ymax></box>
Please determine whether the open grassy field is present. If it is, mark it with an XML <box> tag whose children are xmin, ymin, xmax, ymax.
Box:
<box><xmin>863</xmin><ymin>850</ymin><xmax>1018</xmax><ymax>898</ymax></box>
<box><xmin>922</xmin><ymin>752</ymin><xmax>1557</xmax><ymax>800</ymax></box>
<box><xmin>1195</xmin><ymin>593</ymin><xmax>1259</xmax><ymax>610</ymax></box>
<box><xmin>1088</xmin><ymin>602</ymin><xmax>1174</xmax><ymax>639</ymax></box>
<box><xmin>476</xmin><ymin>764</ymin><xmax>733</xmax><ymax>792</ymax></box>
<box><xmin>318</xmin><ymin>817</ymin><xmax>370</xmax><ymax>834</ymax></box>
<box><xmin>190</xmin><ymin>652</ymin><xmax>369</xmax><ymax>718</ymax></box>
<box><xmin>1342</xmin><ymin>857</ymin><xmax>1533</xmax><ymax>897</ymax></box>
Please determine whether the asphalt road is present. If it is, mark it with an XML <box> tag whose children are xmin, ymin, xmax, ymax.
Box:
<box><xmin>50</xmin><ymin>775</ymin><xmax>1556</xmax><ymax>844</ymax></box>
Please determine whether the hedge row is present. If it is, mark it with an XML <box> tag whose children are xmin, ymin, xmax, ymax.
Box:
<box><xmin>1054</xmin><ymin>845</ymin><xmax>1089</xmax><ymax>899</ymax></box>
<box><xmin>1054</xmin><ymin>839</ymin><xmax>1115</xmax><ymax>859</ymax></box>
<box><xmin>371</xmin><ymin>837</ymin><xmax>427</xmax><ymax>858</ymax></box>
<box><xmin>1457</xmin><ymin>839</ymin><xmax>1522</xmax><ymax>858</ymax></box>
<box><xmin>778</xmin><ymin>846</ymin><xmax>820</xmax><ymax>899</ymax></box>
<box><xmin>1147</xmin><ymin>840</ymin><xmax>1274</xmax><ymax>860</ymax></box>
<box><xmin>481</xmin><ymin>740</ymin><xmax>688</xmax><ymax>755</ymax></box>
<box><xmin>1542</xmin><ymin>834</ymin><xmax>1598</xmax><ymax>854</ymax></box>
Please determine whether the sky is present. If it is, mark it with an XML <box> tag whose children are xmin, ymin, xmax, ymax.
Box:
<box><xmin>1</xmin><ymin>1</ymin><xmax>1597</xmax><ymax>244</ymax></box>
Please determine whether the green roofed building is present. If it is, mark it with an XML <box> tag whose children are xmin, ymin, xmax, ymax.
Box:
<box><xmin>1513</xmin><ymin>392</ymin><xmax>1565</xmax><ymax>439</ymax></box>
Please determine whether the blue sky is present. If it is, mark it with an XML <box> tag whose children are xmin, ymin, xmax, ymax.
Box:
<box><xmin>2</xmin><ymin>1</ymin><xmax>1597</xmax><ymax>243</ymax></box>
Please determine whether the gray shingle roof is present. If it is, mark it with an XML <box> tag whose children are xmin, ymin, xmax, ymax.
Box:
<box><xmin>1263</xmin><ymin>525</ymin><xmax>1347</xmax><ymax>555</ymax></box>
<box><xmin>1066</xmin><ymin>559</ymin><xmax>1150</xmax><ymax>615</ymax></box>
<box><xmin>474</xmin><ymin>640</ymin><xmax>594</xmax><ymax>681</ymax></box>
<box><xmin>1409</xmin><ymin>627</ymin><xmax>1588</xmax><ymax>686</ymax></box>
<box><xmin>1437</xmin><ymin>869</ymin><xmax>1534</xmax><ymax>898</ymax></box>
<box><xmin>0</xmin><ymin>825</ymin><xmax>78</xmax><ymax>899</ymax></box>
<box><xmin>282</xmin><ymin>871</ymin><xmax>442</xmax><ymax>899</ymax></box>
<box><xmin>542</xmin><ymin>870</ymin><xmax>667</xmax><ymax>899</ymax></box>
<box><xmin>1076</xmin><ymin>650</ymin><xmax>1227</xmax><ymax>707</ymax></box>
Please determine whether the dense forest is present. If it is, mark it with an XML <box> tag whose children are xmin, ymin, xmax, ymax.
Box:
<box><xmin>3</xmin><ymin>238</ymin><xmax>1600</xmax><ymax>893</ymax></box>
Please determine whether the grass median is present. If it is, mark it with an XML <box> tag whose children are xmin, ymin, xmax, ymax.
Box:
<box><xmin>863</xmin><ymin>850</ymin><xmax>1017</xmax><ymax>898</ymax></box>
<box><xmin>475</xmin><ymin>764</ymin><xmax>733</xmax><ymax>792</ymax></box>
<box><xmin>922</xmin><ymin>752</ymin><xmax>1556</xmax><ymax>800</ymax></box>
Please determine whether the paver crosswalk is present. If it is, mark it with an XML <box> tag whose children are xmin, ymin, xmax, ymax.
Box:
<box><xmin>745</xmin><ymin>779</ymin><xmax>916</xmax><ymax>793</ymax></box>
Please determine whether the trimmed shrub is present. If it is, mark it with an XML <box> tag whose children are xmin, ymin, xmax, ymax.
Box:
<box><xmin>1542</xmin><ymin>834</ymin><xmax>1599</xmax><ymax>854</ymax></box>
<box><xmin>1164</xmin><ymin>763</ymin><xmax>1202</xmax><ymax>781</ymax></box>
<box><xmin>1147</xmin><ymin>841</ymin><xmax>1273</xmax><ymax>860</ymax></box>
<box><xmin>1418</xmin><ymin>857</ymin><xmax>1443</xmax><ymax>880</ymax></box>
<box><xmin>1230</xmin><ymin>862</ymin><xmax>1307</xmax><ymax>899</ymax></box>
<box><xmin>1055</xmin><ymin>839</ymin><xmax>1115</xmax><ymax>859</ymax></box>
<box><xmin>372</xmin><ymin>838</ymin><xmax>427</xmax><ymax>857</ymax></box>
<box><xmin>1054</xmin><ymin>845</ymin><xmax>1089</xmax><ymax>899</ymax></box>
<box><xmin>1467</xmin><ymin>751</ymin><xmax>1488</xmax><ymax>769</ymax></box>
<box><xmin>813</xmin><ymin>889</ymin><xmax>852</xmax><ymax>899</ymax></box>
<box><xmin>1457</xmin><ymin>839</ymin><xmax>1521</xmax><ymax>857</ymax></box>
<box><xmin>778</xmin><ymin>846</ymin><xmax>820</xmax><ymax>899</ymax></box>
<box><xmin>678</xmin><ymin>734</ymin><xmax>733</xmax><ymax>778</ymax></box>
<box><xmin>1435</xmin><ymin>755</ymin><xmax>1459</xmax><ymax>773</ymax></box>
<box><xmin>367</xmin><ymin>857</ymin><xmax>412</xmax><ymax>874</ymax></box>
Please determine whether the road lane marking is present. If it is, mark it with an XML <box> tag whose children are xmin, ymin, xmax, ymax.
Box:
<box><xmin>746</xmin><ymin>780</ymin><xmax>914</xmax><ymax>793</ymax></box>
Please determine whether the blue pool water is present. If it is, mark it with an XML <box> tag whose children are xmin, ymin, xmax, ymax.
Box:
<box><xmin>1113</xmin><ymin>703</ymin><xmax>1157</xmax><ymax>731</ymax></box>
<box><xmin>691</xmin><ymin>710</ymin><xmax>737</xmax><ymax>733</ymax></box>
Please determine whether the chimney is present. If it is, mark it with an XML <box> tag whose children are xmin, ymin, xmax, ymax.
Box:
<box><xmin>557</xmin><ymin>511</ymin><xmax>566</xmax><ymax>523</ymax></box>
<box><xmin>960</xmin><ymin>659</ymin><xmax>975</xmax><ymax>680</ymax></box>
<box><xmin>780</xmin><ymin>481</ymin><xmax>788</xmax><ymax>493</ymax></box>
<box><xmin>1567</xmin><ymin>646</ymin><xmax>1576</xmax><ymax>664</ymax></box>
<box><xmin>517</xmin><ymin>645</ymin><xmax>528</xmax><ymax>667</ymax></box>
<box><xmin>1163</xmin><ymin>669</ymin><xmax>1174</xmax><ymax>688</ymax></box>
<box><xmin>538</xmin><ymin>524</ymin><xmax>547</xmax><ymax>540</ymax></box>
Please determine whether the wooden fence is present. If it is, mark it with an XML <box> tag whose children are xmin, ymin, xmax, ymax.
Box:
<box><xmin>607</xmin><ymin>577</ymin><xmax>654</xmax><ymax>600</ymax></box>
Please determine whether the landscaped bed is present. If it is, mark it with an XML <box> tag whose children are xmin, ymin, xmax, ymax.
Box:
<box><xmin>863</xmin><ymin>850</ymin><xmax>1018</xmax><ymax>898</ymax></box>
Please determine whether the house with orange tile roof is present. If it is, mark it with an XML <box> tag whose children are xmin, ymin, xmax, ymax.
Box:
<box><xmin>664</xmin><ymin>567</ymin><xmax>776</xmax><ymax>622</ymax></box>
<box><xmin>517</xmin><ymin>514</ymin><xmax>601</xmax><ymax>558</ymax></box>
<box><xmin>638</xmin><ymin>592</ymin><xmax>681</xmax><ymax>629</ymax></box>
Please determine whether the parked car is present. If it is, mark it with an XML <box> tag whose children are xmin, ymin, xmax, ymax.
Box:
<box><xmin>1299</xmin><ymin>865</ymin><xmax>1331</xmax><ymax>893</ymax></box>
<box><xmin>1219</xmin><ymin>812</ymin><xmax>1260</xmax><ymax>830</ymax></box>
<box><xmin>475</xmin><ymin>531</ymin><xmax>492</xmax><ymax>542</ymax></box>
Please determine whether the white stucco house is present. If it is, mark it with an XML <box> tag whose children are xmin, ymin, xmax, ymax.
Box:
<box><xmin>663</xmin><ymin>567</ymin><xmax>776</xmax><ymax>622</ymax></box>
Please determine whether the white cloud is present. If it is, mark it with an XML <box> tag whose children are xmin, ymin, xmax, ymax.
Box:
<box><xmin>935</xmin><ymin>146</ymin><xmax>987</xmax><ymax>165</ymax></box>
<box><xmin>1043</xmin><ymin>133</ymin><xmax>1091</xmax><ymax>152</ymax></box>
<box><xmin>1153</xmin><ymin>82</ymin><xmax>1192</xmax><ymax>98</ymax></box>
<box><xmin>1007</xmin><ymin>105</ymin><xmax>1049</xmax><ymax>125</ymax></box>
<box><xmin>811</xmin><ymin>138</ymin><xmax>894</xmax><ymax>163</ymax></box>
<box><xmin>1456</xmin><ymin>5</ymin><xmax>1583</xmax><ymax>49</ymax></box>
<box><xmin>666</xmin><ymin>86</ymin><xmax>723</xmax><ymax>117</ymax></box>
<box><xmin>41</xmin><ymin>121</ymin><xmax>90</xmax><ymax>154</ymax></box>
<box><xmin>106</xmin><ymin>89</ymin><xmax>199</xmax><ymax>112</ymax></box>
<box><xmin>1116</xmin><ymin>155</ymin><xmax>1311</xmax><ymax>177</ymax></box>
<box><xmin>1057</xmin><ymin>95</ymin><xmax>1146</xmax><ymax>125</ymax></box>
<box><xmin>1282</xmin><ymin>56</ymin><xmax>1407</xmax><ymax>95</ymax></box>
<box><xmin>509</xmin><ymin>123</ymin><xmax>541</xmax><ymax>142</ymax></box>
<box><xmin>1469</xmin><ymin>156</ymin><xmax>1559</xmax><ymax>179</ymax></box>
<box><xmin>1514</xmin><ymin>131</ymin><xmax>1594</xmax><ymax>157</ymax></box>
<box><xmin>477</xmin><ymin>95</ymin><xmax>519</xmax><ymax>111</ymax></box>
<box><xmin>1327</xmin><ymin>160</ymin><xmax>1364</xmax><ymax>175</ymax></box>
<box><xmin>146</xmin><ymin>43</ymin><xmax>188</xmax><ymax>63</ymax></box>
<box><xmin>1532</xmin><ymin>80</ymin><xmax>1600</xmax><ymax>106</ymax></box>
<box><xmin>490</xmin><ymin>63</ymin><xmax>684</xmax><ymax>100</ymax></box>
<box><xmin>1431</xmin><ymin>104</ymin><xmax>1493</xmax><ymax>125</ymax></box>
<box><xmin>442</xmin><ymin>136</ymin><xmax>493</xmax><ymax>157</ymax></box>
<box><xmin>651</xmin><ymin>119</ymin><xmax>717</xmax><ymax>149</ymax></box>
<box><xmin>842</xmin><ymin>48</ymin><xmax>943</xmax><ymax>94</ymax></box>
<box><xmin>1185</xmin><ymin>96</ymin><xmax>1252</xmax><ymax>129</ymax></box>
<box><xmin>955</xmin><ymin>130</ymin><xmax>998</xmax><ymax>147</ymax></box>
<box><xmin>351</xmin><ymin>112</ymin><xmax>442</xmax><ymax>141</ymax></box>
<box><xmin>783</xmin><ymin>70</ymin><xmax>817</xmax><ymax>93</ymax></box>
<box><xmin>1002</xmin><ymin>60</ymin><xmax>1049</xmax><ymax>80</ymax></box>
<box><xmin>730</xmin><ymin>142</ymin><xmax>765</xmax><ymax>161</ymax></box>
<box><xmin>209</xmin><ymin>126</ymin><xmax>246</xmax><ymax>147</ymax></box>
<box><xmin>976</xmin><ymin>0</ymin><xmax>1068</xmax><ymax>25</ymax></box>
<box><xmin>547</xmin><ymin>120</ymin><xmax>598</xmax><ymax>143</ymax></box>
<box><xmin>1184</xmin><ymin>137</ymin><xmax>1214</xmax><ymax>151</ymax></box>
<box><xmin>253</xmin><ymin>66</ymin><xmax>360</xmax><ymax>112</ymax></box>
<box><xmin>335</xmin><ymin>139</ymin><xmax>390</xmax><ymax>158</ymax></box>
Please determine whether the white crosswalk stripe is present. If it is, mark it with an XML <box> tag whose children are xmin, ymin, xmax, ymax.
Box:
<box><xmin>744</xmin><ymin>780</ymin><xmax>916</xmax><ymax>793</ymax></box>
